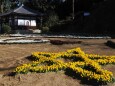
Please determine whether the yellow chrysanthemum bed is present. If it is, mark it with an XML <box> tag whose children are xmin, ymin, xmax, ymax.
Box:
<box><xmin>14</xmin><ymin>48</ymin><xmax>115</xmax><ymax>83</ymax></box>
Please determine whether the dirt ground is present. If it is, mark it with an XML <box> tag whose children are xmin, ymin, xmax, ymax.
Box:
<box><xmin>0</xmin><ymin>37</ymin><xmax>115</xmax><ymax>86</ymax></box>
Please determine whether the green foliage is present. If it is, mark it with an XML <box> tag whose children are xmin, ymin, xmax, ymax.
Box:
<box><xmin>0</xmin><ymin>0</ymin><xmax>17</xmax><ymax>13</ymax></box>
<box><xmin>24</xmin><ymin>0</ymin><xmax>55</xmax><ymax>12</ymax></box>
<box><xmin>44</xmin><ymin>12</ymin><xmax>59</xmax><ymax>28</ymax></box>
<box><xmin>2</xmin><ymin>23</ymin><xmax>11</xmax><ymax>34</ymax></box>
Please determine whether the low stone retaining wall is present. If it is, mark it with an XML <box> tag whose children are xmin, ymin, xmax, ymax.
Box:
<box><xmin>10</xmin><ymin>34</ymin><xmax>111</xmax><ymax>39</ymax></box>
<box><xmin>0</xmin><ymin>38</ymin><xmax>49</xmax><ymax>44</ymax></box>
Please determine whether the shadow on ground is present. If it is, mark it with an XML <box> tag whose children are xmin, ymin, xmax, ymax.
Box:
<box><xmin>26</xmin><ymin>56</ymin><xmax>35</xmax><ymax>61</ymax></box>
<box><xmin>65</xmin><ymin>68</ymin><xmax>108</xmax><ymax>86</ymax></box>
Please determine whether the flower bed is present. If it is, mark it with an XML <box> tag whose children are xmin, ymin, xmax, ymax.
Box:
<box><xmin>14</xmin><ymin>48</ymin><xmax>115</xmax><ymax>83</ymax></box>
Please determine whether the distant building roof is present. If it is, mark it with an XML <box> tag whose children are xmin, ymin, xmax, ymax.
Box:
<box><xmin>0</xmin><ymin>4</ymin><xmax>43</xmax><ymax>17</ymax></box>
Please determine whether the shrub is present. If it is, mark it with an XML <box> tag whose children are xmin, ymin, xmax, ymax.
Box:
<box><xmin>50</xmin><ymin>40</ymin><xmax>82</xmax><ymax>45</ymax></box>
<box><xmin>50</xmin><ymin>40</ymin><xmax>63</xmax><ymax>45</ymax></box>
<box><xmin>2</xmin><ymin>23</ymin><xmax>11</xmax><ymax>34</ymax></box>
<box><xmin>42</xmin><ymin>27</ymin><xmax>49</xmax><ymax>33</ymax></box>
<box><xmin>106</xmin><ymin>40</ymin><xmax>115</xmax><ymax>48</ymax></box>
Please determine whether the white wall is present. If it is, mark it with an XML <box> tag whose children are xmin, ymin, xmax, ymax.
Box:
<box><xmin>18</xmin><ymin>19</ymin><xmax>36</xmax><ymax>26</ymax></box>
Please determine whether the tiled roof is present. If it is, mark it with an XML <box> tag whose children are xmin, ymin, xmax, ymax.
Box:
<box><xmin>0</xmin><ymin>4</ymin><xmax>43</xmax><ymax>16</ymax></box>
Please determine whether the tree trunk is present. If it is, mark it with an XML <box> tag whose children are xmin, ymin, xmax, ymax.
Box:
<box><xmin>72</xmin><ymin>0</ymin><xmax>75</xmax><ymax>20</ymax></box>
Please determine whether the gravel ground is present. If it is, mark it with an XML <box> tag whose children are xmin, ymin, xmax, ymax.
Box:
<box><xmin>0</xmin><ymin>37</ymin><xmax>115</xmax><ymax>86</ymax></box>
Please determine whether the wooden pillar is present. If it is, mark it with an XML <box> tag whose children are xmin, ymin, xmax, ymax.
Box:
<box><xmin>0</xmin><ymin>17</ymin><xmax>2</xmax><ymax>33</ymax></box>
<box><xmin>30</xmin><ymin>16</ymin><xmax>31</xmax><ymax>28</ymax></box>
